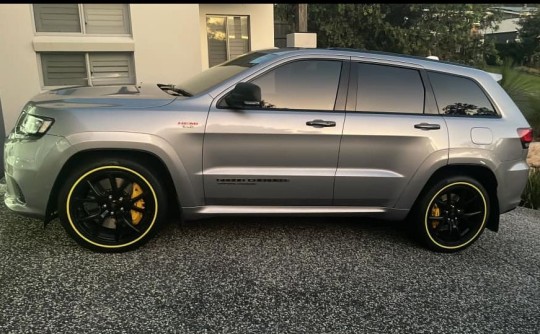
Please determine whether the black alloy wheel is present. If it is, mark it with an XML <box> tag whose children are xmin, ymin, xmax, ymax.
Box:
<box><xmin>58</xmin><ymin>159</ymin><xmax>167</xmax><ymax>252</ymax></box>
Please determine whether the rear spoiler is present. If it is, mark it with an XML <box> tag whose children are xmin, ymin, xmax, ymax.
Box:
<box><xmin>487</xmin><ymin>72</ymin><xmax>503</xmax><ymax>82</ymax></box>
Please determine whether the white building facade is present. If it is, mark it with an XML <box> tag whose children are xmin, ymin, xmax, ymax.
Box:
<box><xmin>0</xmin><ymin>4</ymin><xmax>275</xmax><ymax>133</ymax></box>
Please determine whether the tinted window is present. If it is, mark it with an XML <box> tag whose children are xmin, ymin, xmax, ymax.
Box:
<box><xmin>428</xmin><ymin>72</ymin><xmax>497</xmax><ymax>116</ymax></box>
<box><xmin>178</xmin><ymin>51</ymin><xmax>280</xmax><ymax>96</ymax></box>
<box><xmin>250</xmin><ymin>60</ymin><xmax>342</xmax><ymax>110</ymax></box>
<box><xmin>356</xmin><ymin>63</ymin><xmax>424</xmax><ymax>114</ymax></box>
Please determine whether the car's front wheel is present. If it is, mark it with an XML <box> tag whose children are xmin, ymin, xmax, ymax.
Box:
<box><xmin>413</xmin><ymin>176</ymin><xmax>490</xmax><ymax>252</ymax></box>
<box><xmin>58</xmin><ymin>158</ymin><xmax>167</xmax><ymax>252</ymax></box>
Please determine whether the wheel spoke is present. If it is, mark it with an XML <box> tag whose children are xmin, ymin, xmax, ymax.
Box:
<box><xmin>131</xmin><ymin>205</ymin><xmax>146</xmax><ymax>213</ymax></box>
<box><xmin>86</xmin><ymin>181</ymin><xmax>104</xmax><ymax>197</ymax></box>
<box><xmin>108</xmin><ymin>174</ymin><xmax>118</xmax><ymax>194</ymax></box>
<box><xmin>78</xmin><ymin>212</ymin><xmax>102</xmax><ymax>223</ymax></box>
<box><xmin>428</xmin><ymin>216</ymin><xmax>444</xmax><ymax>221</ymax></box>
<box><xmin>117</xmin><ymin>179</ymin><xmax>131</xmax><ymax>194</ymax></box>
<box><xmin>73</xmin><ymin>196</ymin><xmax>99</xmax><ymax>204</ymax></box>
<box><xmin>130</xmin><ymin>193</ymin><xmax>145</xmax><ymax>203</ymax></box>
<box><xmin>462</xmin><ymin>193</ymin><xmax>479</xmax><ymax>208</ymax></box>
<box><xmin>114</xmin><ymin>223</ymin><xmax>121</xmax><ymax>243</ymax></box>
<box><xmin>122</xmin><ymin>216</ymin><xmax>142</xmax><ymax>234</ymax></box>
<box><xmin>435</xmin><ymin>199</ymin><xmax>449</xmax><ymax>209</ymax></box>
<box><xmin>463</xmin><ymin>211</ymin><xmax>483</xmax><ymax>217</ymax></box>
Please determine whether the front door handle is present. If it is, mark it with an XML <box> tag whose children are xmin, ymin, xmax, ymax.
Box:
<box><xmin>414</xmin><ymin>123</ymin><xmax>441</xmax><ymax>130</ymax></box>
<box><xmin>306</xmin><ymin>119</ymin><xmax>336</xmax><ymax>128</ymax></box>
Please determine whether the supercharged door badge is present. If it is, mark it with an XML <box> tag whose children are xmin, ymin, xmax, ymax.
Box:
<box><xmin>217</xmin><ymin>178</ymin><xmax>290</xmax><ymax>185</ymax></box>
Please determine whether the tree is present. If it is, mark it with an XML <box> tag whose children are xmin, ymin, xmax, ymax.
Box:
<box><xmin>518</xmin><ymin>11</ymin><xmax>540</xmax><ymax>66</ymax></box>
<box><xmin>274</xmin><ymin>4</ymin><xmax>501</xmax><ymax>66</ymax></box>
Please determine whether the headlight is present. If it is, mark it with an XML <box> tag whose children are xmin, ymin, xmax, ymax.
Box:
<box><xmin>14</xmin><ymin>104</ymin><xmax>54</xmax><ymax>138</ymax></box>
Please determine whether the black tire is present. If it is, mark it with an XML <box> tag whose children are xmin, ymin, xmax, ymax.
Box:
<box><xmin>413</xmin><ymin>176</ymin><xmax>490</xmax><ymax>253</ymax></box>
<box><xmin>57</xmin><ymin>158</ymin><xmax>168</xmax><ymax>252</ymax></box>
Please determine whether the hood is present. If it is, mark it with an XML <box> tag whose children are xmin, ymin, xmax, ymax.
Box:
<box><xmin>30</xmin><ymin>83</ymin><xmax>178</xmax><ymax>110</ymax></box>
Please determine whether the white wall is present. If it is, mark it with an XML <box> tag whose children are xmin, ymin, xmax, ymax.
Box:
<box><xmin>130</xmin><ymin>4</ymin><xmax>202</xmax><ymax>85</ymax></box>
<box><xmin>0</xmin><ymin>4</ymin><xmax>274</xmax><ymax>133</ymax></box>
<box><xmin>0</xmin><ymin>4</ymin><xmax>42</xmax><ymax>133</ymax></box>
<box><xmin>198</xmin><ymin>4</ymin><xmax>274</xmax><ymax>70</ymax></box>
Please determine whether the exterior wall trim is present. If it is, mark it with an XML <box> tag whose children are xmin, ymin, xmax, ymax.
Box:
<box><xmin>33</xmin><ymin>36</ymin><xmax>135</xmax><ymax>52</ymax></box>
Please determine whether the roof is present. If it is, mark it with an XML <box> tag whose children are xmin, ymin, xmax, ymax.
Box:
<box><xmin>490</xmin><ymin>6</ymin><xmax>537</xmax><ymax>15</ymax></box>
<box><xmin>260</xmin><ymin>47</ymin><xmax>480</xmax><ymax>72</ymax></box>
<box><xmin>482</xmin><ymin>18</ymin><xmax>520</xmax><ymax>35</ymax></box>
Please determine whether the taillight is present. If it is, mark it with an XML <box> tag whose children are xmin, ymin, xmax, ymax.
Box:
<box><xmin>517</xmin><ymin>128</ymin><xmax>533</xmax><ymax>148</ymax></box>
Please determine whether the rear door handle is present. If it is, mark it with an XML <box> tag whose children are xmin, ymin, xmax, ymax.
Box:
<box><xmin>306</xmin><ymin>119</ymin><xmax>336</xmax><ymax>128</ymax></box>
<box><xmin>414</xmin><ymin>123</ymin><xmax>441</xmax><ymax>130</ymax></box>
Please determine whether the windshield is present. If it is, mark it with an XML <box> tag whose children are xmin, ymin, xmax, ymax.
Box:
<box><xmin>177</xmin><ymin>50</ymin><xmax>280</xmax><ymax>96</ymax></box>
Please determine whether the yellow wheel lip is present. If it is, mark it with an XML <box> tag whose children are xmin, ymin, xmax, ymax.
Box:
<box><xmin>66</xmin><ymin>165</ymin><xmax>158</xmax><ymax>249</ymax></box>
<box><xmin>424</xmin><ymin>181</ymin><xmax>487</xmax><ymax>250</ymax></box>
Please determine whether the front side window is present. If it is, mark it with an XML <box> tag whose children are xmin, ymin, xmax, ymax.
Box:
<box><xmin>178</xmin><ymin>51</ymin><xmax>280</xmax><ymax>96</ymax></box>
<box><xmin>33</xmin><ymin>4</ymin><xmax>131</xmax><ymax>34</ymax></box>
<box><xmin>207</xmin><ymin>15</ymin><xmax>250</xmax><ymax>67</ymax></box>
<box><xmin>249</xmin><ymin>60</ymin><xmax>342</xmax><ymax>111</ymax></box>
<box><xmin>355</xmin><ymin>63</ymin><xmax>425</xmax><ymax>114</ymax></box>
<box><xmin>428</xmin><ymin>72</ymin><xmax>497</xmax><ymax>117</ymax></box>
<box><xmin>41</xmin><ymin>52</ymin><xmax>135</xmax><ymax>86</ymax></box>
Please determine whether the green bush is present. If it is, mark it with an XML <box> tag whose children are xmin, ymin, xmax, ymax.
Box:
<box><xmin>499</xmin><ymin>63</ymin><xmax>540</xmax><ymax>140</ymax></box>
<box><xmin>522</xmin><ymin>167</ymin><xmax>540</xmax><ymax>210</ymax></box>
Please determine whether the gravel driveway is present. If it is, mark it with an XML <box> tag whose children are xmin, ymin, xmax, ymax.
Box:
<box><xmin>0</xmin><ymin>187</ymin><xmax>539</xmax><ymax>333</ymax></box>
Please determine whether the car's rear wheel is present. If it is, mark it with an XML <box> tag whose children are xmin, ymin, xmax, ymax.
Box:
<box><xmin>58</xmin><ymin>158</ymin><xmax>167</xmax><ymax>252</ymax></box>
<box><xmin>413</xmin><ymin>176</ymin><xmax>490</xmax><ymax>252</ymax></box>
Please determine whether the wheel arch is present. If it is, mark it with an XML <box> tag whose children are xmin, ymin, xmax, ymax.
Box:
<box><xmin>45</xmin><ymin>149</ymin><xmax>181</xmax><ymax>224</ymax></box>
<box><xmin>407</xmin><ymin>164</ymin><xmax>500</xmax><ymax>232</ymax></box>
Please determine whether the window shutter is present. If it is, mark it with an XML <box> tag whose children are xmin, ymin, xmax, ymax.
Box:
<box><xmin>89</xmin><ymin>53</ymin><xmax>135</xmax><ymax>86</ymax></box>
<box><xmin>83</xmin><ymin>4</ymin><xmax>131</xmax><ymax>34</ymax></box>
<box><xmin>41</xmin><ymin>53</ymin><xmax>87</xmax><ymax>86</ymax></box>
<box><xmin>207</xmin><ymin>17</ymin><xmax>227</xmax><ymax>67</ymax></box>
<box><xmin>33</xmin><ymin>4</ymin><xmax>81</xmax><ymax>32</ymax></box>
<box><xmin>227</xmin><ymin>16</ymin><xmax>249</xmax><ymax>60</ymax></box>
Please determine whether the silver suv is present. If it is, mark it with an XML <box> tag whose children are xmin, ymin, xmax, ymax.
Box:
<box><xmin>4</xmin><ymin>48</ymin><xmax>533</xmax><ymax>252</ymax></box>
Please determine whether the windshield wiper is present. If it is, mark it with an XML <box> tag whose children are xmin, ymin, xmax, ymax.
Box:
<box><xmin>157</xmin><ymin>84</ymin><xmax>193</xmax><ymax>97</ymax></box>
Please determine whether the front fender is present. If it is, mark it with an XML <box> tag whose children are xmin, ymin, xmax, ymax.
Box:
<box><xmin>57</xmin><ymin>132</ymin><xmax>203</xmax><ymax>208</ymax></box>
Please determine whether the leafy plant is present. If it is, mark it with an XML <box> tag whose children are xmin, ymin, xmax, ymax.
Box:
<box><xmin>499</xmin><ymin>62</ymin><xmax>540</xmax><ymax>139</ymax></box>
<box><xmin>522</xmin><ymin>167</ymin><xmax>540</xmax><ymax>210</ymax></box>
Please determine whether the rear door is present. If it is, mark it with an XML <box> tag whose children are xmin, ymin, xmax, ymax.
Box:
<box><xmin>334</xmin><ymin>60</ymin><xmax>449</xmax><ymax>207</ymax></box>
<box><xmin>203</xmin><ymin>56</ymin><xmax>350</xmax><ymax>205</ymax></box>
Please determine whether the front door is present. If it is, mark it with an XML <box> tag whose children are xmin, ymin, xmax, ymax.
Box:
<box><xmin>203</xmin><ymin>58</ymin><xmax>349</xmax><ymax>206</ymax></box>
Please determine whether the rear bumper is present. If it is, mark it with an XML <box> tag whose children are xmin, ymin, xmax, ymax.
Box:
<box><xmin>496</xmin><ymin>159</ymin><xmax>529</xmax><ymax>213</ymax></box>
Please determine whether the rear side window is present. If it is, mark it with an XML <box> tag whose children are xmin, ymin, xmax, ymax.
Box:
<box><xmin>355</xmin><ymin>63</ymin><xmax>424</xmax><ymax>114</ymax></box>
<box><xmin>428</xmin><ymin>72</ymin><xmax>497</xmax><ymax>117</ymax></box>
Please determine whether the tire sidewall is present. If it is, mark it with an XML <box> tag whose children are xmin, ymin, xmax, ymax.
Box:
<box><xmin>58</xmin><ymin>158</ymin><xmax>167</xmax><ymax>252</ymax></box>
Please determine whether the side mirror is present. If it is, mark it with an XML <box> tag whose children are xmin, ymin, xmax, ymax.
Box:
<box><xmin>225</xmin><ymin>82</ymin><xmax>262</xmax><ymax>109</ymax></box>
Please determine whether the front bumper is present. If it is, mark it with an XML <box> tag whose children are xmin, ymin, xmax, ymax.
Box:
<box><xmin>4</xmin><ymin>134</ymin><xmax>70</xmax><ymax>220</ymax></box>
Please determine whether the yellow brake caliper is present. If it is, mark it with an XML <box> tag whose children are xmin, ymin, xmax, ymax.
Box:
<box><xmin>131</xmin><ymin>183</ymin><xmax>145</xmax><ymax>225</ymax></box>
<box><xmin>431</xmin><ymin>204</ymin><xmax>440</xmax><ymax>229</ymax></box>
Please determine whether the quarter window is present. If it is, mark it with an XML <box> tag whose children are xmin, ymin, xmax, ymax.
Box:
<box><xmin>249</xmin><ymin>60</ymin><xmax>342</xmax><ymax>111</ymax></box>
<box><xmin>33</xmin><ymin>4</ymin><xmax>131</xmax><ymax>34</ymax></box>
<box><xmin>428</xmin><ymin>72</ymin><xmax>497</xmax><ymax>116</ymax></box>
<box><xmin>207</xmin><ymin>15</ymin><xmax>250</xmax><ymax>67</ymax></box>
<box><xmin>355</xmin><ymin>63</ymin><xmax>425</xmax><ymax>114</ymax></box>
<box><xmin>41</xmin><ymin>52</ymin><xmax>135</xmax><ymax>86</ymax></box>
